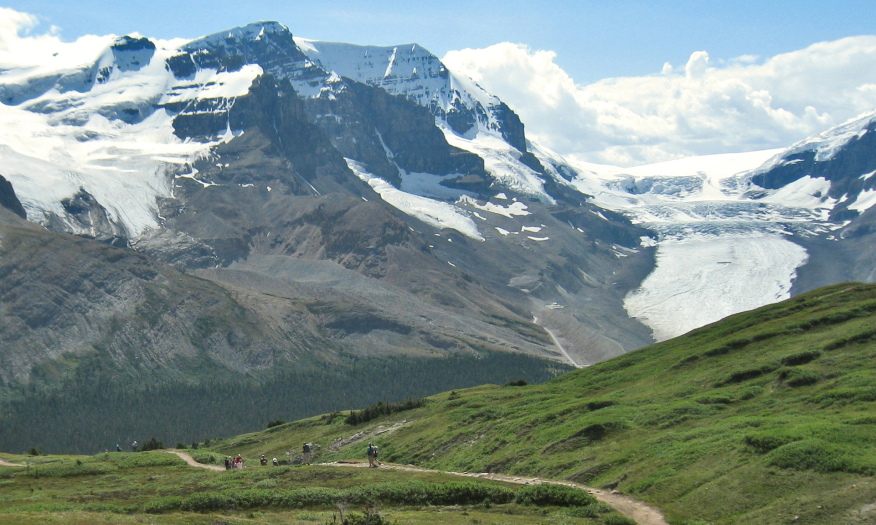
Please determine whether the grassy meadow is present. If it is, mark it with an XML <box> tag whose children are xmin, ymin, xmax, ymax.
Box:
<box><xmin>1</xmin><ymin>282</ymin><xmax>875</xmax><ymax>524</ymax></box>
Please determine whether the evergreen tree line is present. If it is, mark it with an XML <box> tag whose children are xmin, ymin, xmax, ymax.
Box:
<box><xmin>0</xmin><ymin>351</ymin><xmax>570</xmax><ymax>454</ymax></box>
<box><xmin>343</xmin><ymin>397</ymin><xmax>426</xmax><ymax>426</ymax></box>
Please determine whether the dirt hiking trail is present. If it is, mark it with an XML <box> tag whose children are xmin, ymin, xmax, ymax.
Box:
<box><xmin>5</xmin><ymin>451</ymin><xmax>666</xmax><ymax>525</ymax></box>
<box><xmin>320</xmin><ymin>460</ymin><xmax>668</xmax><ymax>525</ymax></box>
<box><xmin>166</xmin><ymin>450</ymin><xmax>225</xmax><ymax>471</ymax></box>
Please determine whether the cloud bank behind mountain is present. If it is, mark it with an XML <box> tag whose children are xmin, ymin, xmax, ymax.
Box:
<box><xmin>444</xmin><ymin>36</ymin><xmax>876</xmax><ymax>166</ymax></box>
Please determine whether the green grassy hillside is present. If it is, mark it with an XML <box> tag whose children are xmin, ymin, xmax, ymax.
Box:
<box><xmin>2</xmin><ymin>282</ymin><xmax>874</xmax><ymax>524</ymax></box>
<box><xmin>204</xmin><ymin>282</ymin><xmax>876</xmax><ymax>524</ymax></box>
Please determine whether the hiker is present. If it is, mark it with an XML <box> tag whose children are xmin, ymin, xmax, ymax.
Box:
<box><xmin>224</xmin><ymin>456</ymin><xmax>232</xmax><ymax>470</ymax></box>
<box><xmin>372</xmin><ymin>445</ymin><xmax>380</xmax><ymax>467</ymax></box>
<box><xmin>272</xmin><ymin>457</ymin><xmax>279</xmax><ymax>466</ymax></box>
<box><xmin>131</xmin><ymin>440</ymin><xmax>138</xmax><ymax>452</ymax></box>
<box><xmin>302</xmin><ymin>442</ymin><xmax>312</xmax><ymax>464</ymax></box>
<box><xmin>366</xmin><ymin>442</ymin><xmax>376</xmax><ymax>467</ymax></box>
<box><xmin>260</xmin><ymin>454</ymin><xmax>268</xmax><ymax>466</ymax></box>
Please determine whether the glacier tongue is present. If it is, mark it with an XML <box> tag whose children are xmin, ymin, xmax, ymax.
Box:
<box><xmin>564</xmin><ymin>148</ymin><xmax>835</xmax><ymax>342</ymax></box>
<box><xmin>624</xmin><ymin>233</ymin><xmax>807</xmax><ymax>341</ymax></box>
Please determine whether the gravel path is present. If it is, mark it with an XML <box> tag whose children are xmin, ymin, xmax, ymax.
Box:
<box><xmin>320</xmin><ymin>460</ymin><xmax>668</xmax><ymax>525</ymax></box>
<box><xmin>2</xmin><ymin>451</ymin><xmax>667</xmax><ymax>524</ymax></box>
<box><xmin>165</xmin><ymin>450</ymin><xmax>225</xmax><ymax>471</ymax></box>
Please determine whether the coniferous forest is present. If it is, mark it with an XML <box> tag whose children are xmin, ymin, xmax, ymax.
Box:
<box><xmin>1</xmin><ymin>351</ymin><xmax>571</xmax><ymax>454</ymax></box>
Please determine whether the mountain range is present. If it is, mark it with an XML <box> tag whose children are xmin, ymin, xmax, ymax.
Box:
<box><xmin>0</xmin><ymin>21</ymin><xmax>873</xmax><ymax>452</ymax></box>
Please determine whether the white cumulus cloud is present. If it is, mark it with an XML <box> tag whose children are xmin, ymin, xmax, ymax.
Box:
<box><xmin>443</xmin><ymin>37</ymin><xmax>876</xmax><ymax>166</ymax></box>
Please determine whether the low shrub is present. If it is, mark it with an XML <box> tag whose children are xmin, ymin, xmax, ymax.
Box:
<box><xmin>139</xmin><ymin>437</ymin><xmax>165</xmax><ymax>452</ymax></box>
<box><xmin>704</xmin><ymin>338</ymin><xmax>752</xmax><ymax>357</ymax></box>
<box><xmin>170</xmin><ymin>481</ymin><xmax>595</xmax><ymax>513</ymax></box>
<box><xmin>345</xmin><ymin>398</ymin><xmax>426</xmax><ymax>426</ymax></box>
<box><xmin>645</xmin><ymin>402</ymin><xmax>709</xmax><ymax>428</ymax></box>
<box><xmin>722</xmin><ymin>362</ymin><xmax>780</xmax><ymax>384</ymax></box>
<box><xmin>780</xmin><ymin>350</ymin><xmax>821</xmax><ymax>366</ymax></box>
<box><xmin>694</xmin><ymin>394</ymin><xmax>733</xmax><ymax>405</ymax></box>
<box><xmin>26</xmin><ymin>462</ymin><xmax>118</xmax><ymax>478</ymax></box>
<box><xmin>766</xmin><ymin>439</ymin><xmax>875</xmax><ymax>475</ymax></box>
<box><xmin>585</xmin><ymin>400</ymin><xmax>617</xmax><ymax>411</ymax></box>
<box><xmin>347</xmin><ymin>481</ymin><xmax>514</xmax><ymax>506</ymax></box>
<box><xmin>144</xmin><ymin>496</ymin><xmax>183</xmax><ymax>513</ymax></box>
<box><xmin>97</xmin><ymin>452</ymin><xmax>184</xmax><ymax>469</ymax></box>
<box><xmin>812</xmin><ymin>387</ymin><xmax>876</xmax><ymax>406</ymax></box>
<box><xmin>823</xmin><ymin>328</ymin><xmax>876</xmax><ymax>351</ymax></box>
<box><xmin>514</xmin><ymin>483</ymin><xmax>595</xmax><ymax>507</ymax></box>
<box><xmin>602</xmin><ymin>514</ymin><xmax>637</xmax><ymax>525</ymax></box>
<box><xmin>778</xmin><ymin>368</ymin><xmax>820</xmax><ymax>387</ymax></box>
<box><xmin>743</xmin><ymin>430</ymin><xmax>802</xmax><ymax>453</ymax></box>
<box><xmin>559</xmin><ymin>502</ymin><xmax>613</xmax><ymax>517</ymax></box>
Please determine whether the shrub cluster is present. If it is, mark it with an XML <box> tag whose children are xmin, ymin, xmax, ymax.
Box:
<box><xmin>780</xmin><ymin>350</ymin><xmax>821</xmax><ymax>366</ymax></box>
<box><xmin>766</xmin><ymin>439</ymin><xmax>876</xmax><ymax>475</ymax></box>
<box><xmin>149</xmin><ymin>481</ymin><xmax>595</xmax><ymax>513</ymax></box>
<box><xmin>25</xmin><ymin>462</ymin><xmax>118</xmax><ymax>478</ymax></box>
<box><xmin>722</xmin><ymin>362</ymin><xmax>780</xmax><ymax>384</ymax></box>
<box><xmin>777</xmin><ymin>368</ymin><xmax>820</xmax><ymax>387</ymax></box>
<box><xmin>823</xmin><ymin>329</ymin><xmax>876</xmax><ymax>351</ymax></box>
<box><xmin>344</xmin><ymin>398</ymin><xmax>426</xmax><ymax>426</ymax></box>
<box><xmin>139</xmin><ymin>437</ymin><xmax>164</xmax><ymax>452</ymax></box>
<box><xmin>190</xmin><ymin>451</ymin><xmax>223</xmax><ymax>465</ymax></box>
<box><xmin>743</xmin><ymin>431</ymin><xmax>802</xmax><ymax>453</ymax></box>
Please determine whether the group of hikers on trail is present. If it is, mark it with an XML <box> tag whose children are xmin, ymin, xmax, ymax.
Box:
<box><xmin>220</xmin><ymin>441</ymin><xmax>380</xmax><ymax>469</ymax></box>
<box><xmin>224</xmin><ymin>454</ymin><xmax>247</xmax><ymax>469</ymax></box>
<box><xmin>258</xmin><ymin>454</ymin><xmax>280</xmax><ymax>466</ymax></box>
<box><xmin>222</xmin><ymin>442</ymin><xmax>314</xmax><ymax>469</ymax></box>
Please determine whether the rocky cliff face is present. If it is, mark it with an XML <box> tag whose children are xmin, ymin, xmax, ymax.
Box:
<box><xmin>0</xmin><ymin>175</ymin><xmax>26</xmax><ymax>219</ymax></box>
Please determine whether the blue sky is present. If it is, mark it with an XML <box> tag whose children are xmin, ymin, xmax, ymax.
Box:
<box><xmin>5</xmin><ymin>0</ymin><xmax>876</xmax><ymax>83</ymax></box>
<box><xmin>3</xmin><ymin>1</ymin><xmax>876</xmax><ymax>165</ymax></box>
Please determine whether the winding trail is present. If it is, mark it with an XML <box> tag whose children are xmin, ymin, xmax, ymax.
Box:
<box><xmin>319</xmin><ymin>461</ymin><xmax>667</xmax><ymax>525</ymax></box>
<box><xmin>0</xmin><ymin>458</ymin><xmax>24</xmax><ymax>467</ymax></box>
<box><xmin>96</xmin><ymin>451</ymin><xmax>667</xmax><ymax>525</ymax></box>
<box><xmin>165</xmin><ymin>450</ymin><xmax>225</xmax><ymax>471</ymax></box>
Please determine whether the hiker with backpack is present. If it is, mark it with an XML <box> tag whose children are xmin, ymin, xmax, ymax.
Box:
<box><xmin>366</xmin><ymin>442</ymin><xmax>375</xmax><ymax>467</ymax></box>
<box><xmin>302</xmin><ymin>442</ymin><xmax>312</xmax><ymax>464</ymax></box>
